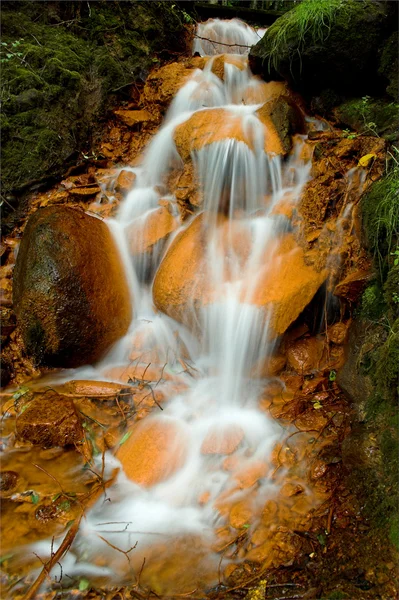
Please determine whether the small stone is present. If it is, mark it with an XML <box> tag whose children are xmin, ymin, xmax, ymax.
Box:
<box><xmin>15</xmin><ymin>392</ymin><xmax>84</xmax><ymax>447</ymax></box>
<box><xmin>280</xmin><ymin>482</ymin><xmax>304</xmax><ymax>497</ymax></box>
<box><xmin>334</xmin><ymin>269</ymin><xmax>370</xmax><ymax>303</ymax></box>
<box><xmin>229</xmin><ymin>499</ymin><xmax>252</xmax><ymax>529</ymax></box>
<box><xmin>328</xmin><ymin>321</ymin><xmax>350</xmax><ymax>345</ymax></box>
<box><xmin>235</xmin><ymin>461</ymin><xmax>268</xmax><ymax>488</ymax></box>
<box><xmin>286</xmin><ymin>336</ymin><xmax>325</xmax><ymax>375</ymax></box>
<box><xmin>114</xmin><ymin>109</ymin><xmax>153</xmax><ymax>128</ymax></box>
<box><xmin>69</xmin><ymin>186</ymin><xmax>101</xmax><ymax>198</ymax></box>
<box><xmin>0</xmin><ymin>470</ymin><xmax>19</xmax><ymax>492</ymax></box>
<box><xmin>115</xmin><ymin>170</ymin><xmax>136</xmax><ymax>195</ymax></box>
<box><xmin>201</xmin><ymin>425</ymin><xmax>244</xmax><ymax>455</ymax></box>
<box><xmin>310</xmin><ymin>459</ymin><xmax>328</xmax><ymax>480</ymax></box>
<box><xmin>295</xmin><ymin>410</ymin><xmax>328</xmax><ymax>431</ymax></box>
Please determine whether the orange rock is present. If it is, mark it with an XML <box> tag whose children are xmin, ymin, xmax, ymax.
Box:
<box><xmin>174</xmin><ymin>107</ymin><xmax>285</xmax><ymax>162</ymax></box>
<box><xmin>13</xmin><ymin>206</ymin><xmax>132</xmax><ymax>368</ymax></box>
<box><xmin>142</xmin><ymin>62</ymin><xmax>196</xmax><ymax>106</ymax></box>
<box><xmin>224</xmin><ymin>563</ymin><xmax>238</xmax><ymax>580</ymax></box>
<box><xmin>279</xmin><ymin>482</ymin><xmax>304</xmax><ymax>497</ymax></box>
<box><xmin>115</xmin><ymin>170</ymin><xmax>136</xmax><ymax>195</ymax></box>
<box><xmin>310</xmin><ymin>459</ymin><xmax>329</xmax><ymax>480</ymax></box>
<box><xmin>251</xmin><ymin>524</ymin><xmax>270</xmax><ymax>546</ymax></box>
<box><xmin>256</xmin><ymin>94</ymin><xmax>304</xmax><ymax>154</ymax></box>
<box><xmin>198</xmin><ymin>491</ymin><xmax>211</xmax><ymax>505</ymax></box>
<box><xmin>69</xmin><ymin>186</ymin><xmax>101</xmax><ymax>198</ymax></box>
<box><xmin>261</xmin><ymin>499</ymin><xmax>278</xmax><ymax>524</ymax></box>
<box><xmin>63</xmin><ymin>380</ymin><xmax>125</xmax><ymax>397</ymax></box>
<box><xmin>234</xmin><ymin>461</ymin><xmax>268</xmax><ymax>488</ymax></box>
<box><xmin>295</xmin><ymin>410</ymin><xmax>328</xmax><ymax>432</ymax></box>
<box><xmin>128</xmin><ymin>206</ymin><xmax>178</xmax><ymax>257</ymax></box>
<box><xmin>153</xmin><ymin>213</ymin><xmax>210</xmax><ymax>326</ymax></box>
<box><xmin>251</xmin><ymin>235</ymin><xmax>328</xmax><ymax>337</ymax></box>
<box><xmin>116</xmin><ymin>418</ymin><xmax>187</xmax><ymax>487</ymax></box>
<box><xmin>327</xmin><ymin>321</ymin><xmax>350</xmax><ymax>345</ymax></box>
<box><xmin>246</xmin><ymin>541</ymin><xmax>274</xmax><ymax>565</ymax></box>
<box><xmin>114</xmin><ymin>109</ymin><xmax>153</xmax><ymax>128</ymax></box>
<box><xmin>201</xmin><ymin>425</ymin><xmax>244</xmax><ymax>455</ymax></box>
<box><xmin>222</xmin><ymin>455</ymin><xmax>240</xmax><ymax>471</ymax></box>
<box><xmin>253</xmin><ymin>354</ymin><xmax>286</xmax><ymax>378</ymax></box>
<box><xmin>229</xmin><ymin>499</ymin><xmax>252</xmax><ymax>529</ymax></box>
<box><xmin>210</xmin><ymin>54</ymin><xmax>246</xmax><ymax>80</ymax></box>
<box><xmin>286</xmin><ymin>336</ymin><xmax>325</xmax><ymax>375</ymax></box>
<box><xmin>154</xmin><ymin>221</ymin><xmax>326</xmax><ymax>339</ymax></box>
<box><xmin>334</xmin><ymin>269</ymin><xmax>370</xmax><ymax>303</ymax></box>
<box><xmin>16</xmin><ymin>392</ymin><xmax>83</xmax><ymax>447</ymax></box>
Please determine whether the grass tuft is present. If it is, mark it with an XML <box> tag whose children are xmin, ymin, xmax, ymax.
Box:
<box><xmin>263</xmin><ymin>0</ymin><xmax>348</xmax><ymax>73</ymax></box>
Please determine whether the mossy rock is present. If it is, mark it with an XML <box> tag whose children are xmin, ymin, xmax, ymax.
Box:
<box><xmin>250</xmin><ymin>0</ymin><xmax>393</xmax><ymax>98</ymax></box>
<box><xmin>334</xmin><ymin>97</ymin><xmax>399</xmax><ymax>142</ymax></box>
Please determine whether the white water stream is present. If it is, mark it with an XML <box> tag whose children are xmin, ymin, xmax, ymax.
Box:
<box><xmin>27</xmin><ymin>19</ymin><xmax>325</xmax><ymax>592</ymax></box>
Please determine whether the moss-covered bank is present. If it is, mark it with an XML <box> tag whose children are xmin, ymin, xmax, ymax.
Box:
<box><xmin>338</xmin><ymin>161</ymin><xmax>399</xmax><ymax>555</ymax></box>
<box><xmin>0</xmin><ymin>0</ymin><xmax>186</xmax><ymax>210</ymax></box>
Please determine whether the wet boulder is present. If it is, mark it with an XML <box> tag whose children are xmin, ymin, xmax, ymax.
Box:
<box><xmin>13</xmin><ymin>206</ymin><xmax>132</xmax><ymax>368</ymax></box>
<box><xmin>256</xmin><ymin>94</ymin><xmax>304</xmax><ymax>154</ymax></box>
<box><xmin>174</xmin><ymin>107</ymin><xmax>285</xmax><ymax>162</ymax></box>
<box><xmin>153</xmin><ymin>215</ymin><xmax>328</xmax><ymax>337</ymax></box>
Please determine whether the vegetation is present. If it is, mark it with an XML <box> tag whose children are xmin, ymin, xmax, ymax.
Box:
<box><xmin>362</xmin><ymin>160</ymin><xmax>399</xmax><ymax>277</ymax></box>
<box><xmin>260</xmin><ymin>0</ymin><xmax>347</xmax><ymax>73</ymax></box>
<box><xmin>355</xmin><ymin>156</ymin><xmax>399</xmax><ymax>549</ymax></box>
<box><xmin>335</xmin><ymin>96</ymin><xmax>399</xmax><ymax>143</ymax></box>
<box><xmin>0</xmin><ymin>1</ymin><xmax>186</xmax><ymax>202</ymax></box>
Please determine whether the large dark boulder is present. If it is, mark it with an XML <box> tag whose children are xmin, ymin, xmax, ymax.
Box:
<box><xmin>249</xmin><ymin>0</ymin><xmax>393</xmax><ymax>98</ymax></box>
<box><xmin>13</xmin><ymin>206</ymin><xmax>132</xmax><ymax>368</ymax></box>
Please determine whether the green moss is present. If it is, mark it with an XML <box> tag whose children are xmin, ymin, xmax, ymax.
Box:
<box><xmin>362</xmin><ymin>165</ymin><xmax>399</xmax><ymax>273</ymax></box>
<box><xmin>250</xmin><ymin>0</ymin><xmax>390</xmax><ymax>97</ymax></box>
<box><xmin>0</xmin><ymin>1</ymin><xmax>185</xmax><ymax>195</ymax></box>
<box><xmin>335</xmin><ymin>97</ymin><xmax>399</xmax><ymax>141</ymax></box>
<box><xmin>258</xmin><ymin>0</ymin><xmax>349</xmax><ymax>73</ymax></box>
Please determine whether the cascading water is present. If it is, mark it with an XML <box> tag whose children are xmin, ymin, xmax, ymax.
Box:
<box><xmin>22</xmin><ymin>20</ymin><xmax>339</xmax><ymax>594</ymax></box>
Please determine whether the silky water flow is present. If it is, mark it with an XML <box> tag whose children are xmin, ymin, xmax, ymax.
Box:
<box><xmin>26</xmin><ymin>20</ymin><xmax>333</xmax><ymax>594</ymax></box>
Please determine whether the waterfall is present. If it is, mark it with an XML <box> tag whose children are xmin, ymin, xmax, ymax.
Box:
<box><xmin>25</xmin><ymin>19</ymin><xmax>329</xmax><ymax>594</ymax></box>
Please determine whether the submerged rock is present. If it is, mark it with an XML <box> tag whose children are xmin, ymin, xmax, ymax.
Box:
<box><xmin>116</xmin><ymin>418</ymin><xmax>187</xmax><ymax>487</ymax></box>
<box><xmin>15</xmin><ymin>391</ymin><xmax>83</xmax><ymax>447</ymax></box>
<box><xmin>13</xmin><ymin>206</ymin><xmax>132</xmax><ymax>368</ymax></box>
